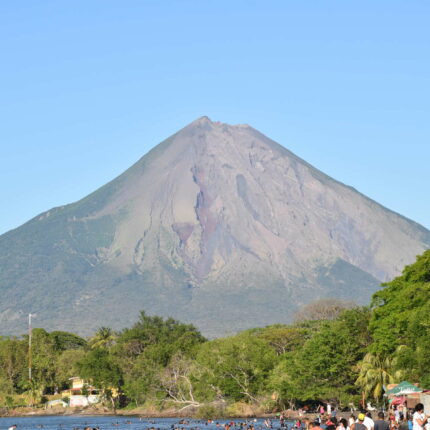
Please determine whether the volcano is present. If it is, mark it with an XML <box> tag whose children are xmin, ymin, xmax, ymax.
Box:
<box><xmin>1</xmin><ymin>117</ymin><xmax>429</xmax><ymax>337</ymax></box>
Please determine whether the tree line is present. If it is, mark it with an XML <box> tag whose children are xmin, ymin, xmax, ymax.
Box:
<box><xmin>0</xmin><ymin>250</ymin><xmax>429</xmax><ymax>412</ymax></box>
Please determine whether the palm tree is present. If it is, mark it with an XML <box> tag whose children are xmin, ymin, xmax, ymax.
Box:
<box><xmin>355</xmin><ymin>353</ymin><xmax>402</xmax><ymax>402</ymax></box>
<box><xmin>25</xmin><ymin>378</ymin><xmax>43</xmax><ymax>406</ymax></box>
<box><xmin>88</xmin><ymin>327</ymin><xmax>116</xmax><ymax>349</ymax></box>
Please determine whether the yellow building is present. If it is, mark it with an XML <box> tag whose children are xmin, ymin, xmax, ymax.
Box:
<box><xmin>61</xmin><ymin>377</ymin><xmax>98</xmax><ymax>398</ymax></box>
<box><xmin>61</xmin><ymin>376</ymin><xmax>119</xmax><ymax>399</ymax></box>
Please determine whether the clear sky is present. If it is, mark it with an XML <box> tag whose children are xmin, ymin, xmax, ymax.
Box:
<box><xmin>1</xmin><ymin>1</ymin><xmax>429</xmax><ymax>235</ymax></box>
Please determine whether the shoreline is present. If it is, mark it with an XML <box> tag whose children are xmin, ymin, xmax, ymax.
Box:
<box><xmin>0</xmin><ymin>406</ymin><xmax>340</xmax><ymax>421</ymax></box>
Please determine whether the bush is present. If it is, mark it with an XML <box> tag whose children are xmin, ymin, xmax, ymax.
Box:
<box><xmin>194</xmin><ymin>404</ymin><xmax>226</xmax><ymax>419</ymax></box>
<box><xmin>5</xmin><ymin>396</ymin><xmax>14</xmax><ymax>408</ymax></box>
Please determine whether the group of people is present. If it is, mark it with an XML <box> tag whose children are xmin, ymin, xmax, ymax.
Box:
<box><xmin>277</xmin><ymin>403</ymin><xmax>429</xmax><ymax>430</ymax></box>
<box><xmin>349</xmin><ymin>404</ymin><xmax>429</xmax><ymax>430</ymax></box>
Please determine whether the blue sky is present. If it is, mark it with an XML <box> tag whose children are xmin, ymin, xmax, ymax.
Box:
<box><xmin>1</xmin><ymin>1</ymin><xmax>429</xmax><ymax>235</ymax></box>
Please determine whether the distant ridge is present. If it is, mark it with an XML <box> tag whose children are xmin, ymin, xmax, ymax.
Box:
<box><xmin>1</xmin><ymin>117</ymin><xmax>429</xmax><ymax>337</ymax></box>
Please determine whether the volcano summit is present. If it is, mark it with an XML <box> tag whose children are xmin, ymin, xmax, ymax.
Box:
<box><xmin>1</xmin><ymin>117</ymin><xmax>429</xmax><ymax>336</ymax></box>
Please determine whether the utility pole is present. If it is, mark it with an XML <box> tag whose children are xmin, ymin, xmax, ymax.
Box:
<box><xmin>28</xmin><ymin>313</ymin><xmax>32</xmax><ymax>382</ymax></box>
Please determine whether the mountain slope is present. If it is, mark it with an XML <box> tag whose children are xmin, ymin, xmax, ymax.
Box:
<box><xmin>1</xmin><ymin>117</ymin><xmax>429</xmax><ymax>337</ymax></box>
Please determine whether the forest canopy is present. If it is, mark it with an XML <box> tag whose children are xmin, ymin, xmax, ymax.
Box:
<box><xmin>0</xmin><ymin>250</ymin><xmax>429</xmax><ymax>411</ymax></box>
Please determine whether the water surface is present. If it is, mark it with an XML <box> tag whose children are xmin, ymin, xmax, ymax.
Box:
<box><xmin>0</xmin><ymin>415</ymin><xmax>282</xmax><ymax>430</ymax></box>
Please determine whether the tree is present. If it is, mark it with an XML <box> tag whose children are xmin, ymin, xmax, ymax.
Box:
<box><xmin>355</xmin><ymin>353</ymin><xmax>400</xmax><ymax>402</ymax></box>
<box><xmin>369</xmin><ymin>250</ymin><xmax>430</xmax><ymax>385</ymax></box>
<box><xmin>88</xmin><ymin>327</ymin><xmax>116</xmax><ymax>350</ymax></box>
<box><xmin>114</xmin><ymin>311</ymin><xmax>205</xmax><ymax>378</ymax></box>
<box><xmin>28</xmin><ymin>328</ymin><xmax>57</xmax><ymax>394</ymax></box>
<box><xmin>122</xmin><ymin>354</ymin><xmax>163</xmax><ymax>406</ymax></box>
<box><xmin>195</xmin><ymin>333</ymin><xmax>277</xmax><ymax>402</ymax></box>
<box><xmin>54</xmin><ymin>349</ymin><xmax>87</xmax><ymax>390</ymax></box>
<box><xmin>255</xmin><ymin>325</ymin><xmax>310</xmax><ymax>355</ymax></box>
<box><xmin>271</xmin><ymin>307</ymin><xmax>371</xmax><ymax>406</ymax></box>
<box><xmin>25</xmin><ymin>378</ymin><xmax>44</xmax><ymax>406</ymax></box>
<box><xmin>117</xmin><ymin>311</ymin><xmax>206</xmax><ymax>406</ymax></box>
<box><xmin>293</xmin><ymin>298</ymin><xmax>357</xmax><ymax>322</ymax></box>
<box><xmin>0</xmin><ymin>337</ymin><xmax>27</xmax><ymax>394</ymax></box>
<box><xmin>78</xmin><ymin>348</ymin><xmax>123</xmax><ymax>409</ymax></box>
<box><xmin>160</xmin><ymin>352</ymin><xmax>204</xmax><ymax>410</ymax></box>
<box><xmin>50</xmin><ymin>331</ymin><xmax>87</xmax><ymax>351</ymax></box>
<box><xmin>370</xmin><ymin>250</ymin><xmax>430</xmax><ymax>354</ymax></box>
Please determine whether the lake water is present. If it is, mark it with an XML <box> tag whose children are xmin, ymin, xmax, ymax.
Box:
<box><xmin>0</xmin><ymin>416</ymin><xmax>283</xmax><ymax>430</ymax></box>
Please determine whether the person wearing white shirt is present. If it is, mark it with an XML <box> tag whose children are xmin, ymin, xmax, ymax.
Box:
<box><xmin>359</xmin><ymin>413</ymin><xmax>374</xmax><ymax>430</ymax></box>
<box><xmin>413</xmin><ymin>404</ymin><xmax>427</xmax><ymax>430</ymax></box>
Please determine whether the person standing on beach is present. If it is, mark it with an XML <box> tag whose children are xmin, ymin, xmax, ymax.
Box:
<box><xmin>374</xmin><ymin>412</ymin><xmax>389</xmax><ymax>430</ymax></box>
<box><xmin>413</xmin><ymin>404</ymin><xmax>427</xmax><ymax>430</ymax></box>
<box><xmin>362</xmin><ymin>412</ymin><xmax>375</xmax><ymax>430</ymax></box>
<box><xmin>352</xmin><ymin>413</ymin><xmax>368</xmax><ymax>430</ymax></box>
<box><xmin>311</xmin><ymin>421</ymin><xmax>324</xmax><ymax>430</ymax></box>
<box><xmin>337</xmin><ymin>418</ymin><xmax>350</xmax><ymax>430</ymax></box>
<box><xmin>398</xmin><ymin>414</ymin><xmax>410</xmax><ymax>430</ymax></box>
